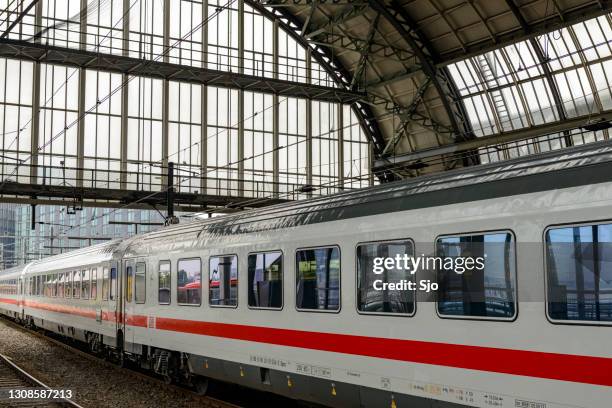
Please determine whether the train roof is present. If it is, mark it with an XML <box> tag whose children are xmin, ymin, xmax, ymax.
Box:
<box><xmin>0</xmin><ymin>264</ymin><xmax>28</xmax><ymax>278</ymax></box>
<box><xmin>23</xmin><ymin>239</ymin><xmax>125</xmax><ymax>275</ymax></box>
<box><xmin>133</xmin><ymin>140</ymin><xmax>612</xmax><ymax>244</ymax></box>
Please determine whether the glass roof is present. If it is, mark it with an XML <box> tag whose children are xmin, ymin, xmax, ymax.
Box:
<box><xmin>448</xmin><ymin>14</ymin><xmax>612</xmax><ymax>139</ymax></box>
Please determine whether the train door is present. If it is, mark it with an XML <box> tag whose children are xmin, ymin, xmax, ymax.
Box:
<box><xmin>104</xmin><ymin>262</ymin><xmax>120</xmax><ymax>347</ymax></box>
<box><xmin>123</xmin><ymin>259</ymin><xmax>139</xmax><ymax>353</ymax></box>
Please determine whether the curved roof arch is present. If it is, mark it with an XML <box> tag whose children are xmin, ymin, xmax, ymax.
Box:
<box><xmin>256</xmin><ymin>0</ymin><xmax>612</xmax><ymax>177</ymax></box>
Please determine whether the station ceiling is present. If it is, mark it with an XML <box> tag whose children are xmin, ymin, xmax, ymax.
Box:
<box><xmin>258</xmin><ymin>0</ymin><xmax>612</xmax><ymax>178</ymax></box>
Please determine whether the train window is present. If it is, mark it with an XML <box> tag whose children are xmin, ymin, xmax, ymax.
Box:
<box><xmin>296</xmin><ymin>246</ymin><xmax>340</xmax><ymax>312</ymax></box>
<box><xmin>53</xmin><ymin>274</ymin><xmax>59</xmax><ymax>297</ymax></box>
<box><xmin>135</xmin><ymin>262</ymin><xmax>146</xmax><ymax>304</ymax></box>
<box><xmin>73</xmin><ymin>271</ymin><xmax>81</xmax><ymax>299</ymax></box>
<box><xmin>110</xmin><ymin>267</ymin><xmax>117</xmax><ymax>300</ymax></box>
<box><xmin>82</xmin><ymin>270</ymin><xmax>90</xmax><ymax>300</ymax></box>
<box><xmin>158</xmin><ymin>261</ymin><xmax>171</xmax><ymax>305</ymax></box>
<box><xmin>58</xmin><ymin>274</ymin><xmax>64</xmax><ymax>298</ymax></box>
<box><xmin>91</xmin><ymin>268</ymin><xmax>98</xmax><ymax>300</ymax></box>
<box><xmin>356</xmin><ymin>240</ymin><xmax>415</xmax><ymax>315</ymax></box>
<box><xmin>545</xmin><ymin>223</ymin><xmax>612</xmax><ymax>323</ymax></box>
<box><xmin>177</xmin><ymin>258</ymin><xmax>201</xmax><ymax>306</ymax></box>
<box><xmin>209</xmin><ymin>256</ymin><xmax>237</xmax><ymax>307</ymax></box>
<box><xmin>126</xmin><ymin>266</ymin><xmax>133</xmax><ymax>303</ymax></box>
<box><xmin>436</xmin><ymin>232</ymin><xmax>516</xmax><ymax>320</ymax></box>
<box><xmin>102</xmin><ymin>267</ymin><xmax>109</xmax><ymax>301</ymax></box>
<box><xmin>65</xmin><ymin>272</ymin><xmax>72</xmax><ymax>298</ymax></box>
<box><xmin>248</xmin><ymin>251</ymin><xmax>282</xmax><ymax>309</ymax></box>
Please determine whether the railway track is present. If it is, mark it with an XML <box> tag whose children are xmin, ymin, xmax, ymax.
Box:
<box><xmin>0</xmin><ymin>317</ymin><xmax>243</xmax><ymax>408</ymax></box>
<box><xmin>0</xmin><ymin>352</ymin><xmax>82</xmax><ymax>408</ymax></box>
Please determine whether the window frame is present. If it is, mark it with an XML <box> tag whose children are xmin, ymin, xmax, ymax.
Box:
<box><xmin>81</xmin><ymin>269</ymin><xmax>90</xmax><ymax>300</ymax></box>
<box><xmin>110</xmin><ymin>266</ymin><xmax>117</xmax><ymax>301</ymax></box>
<box><xmin>177</xmin><ymin>257</ymin><xmax>202</xmax><ymax>307</ymax></box>
<box><xmin>434</xmin><ymin>229</ymin><xmax>518</xmax><ymax>322</ymax></box>
<box><xmin>158</xmin><ymin>260</ymin><xmax>171</xmax><ymax>305</ymax></box>
<box><xmin>91</xmin><ymin>267</ymin><xmax>98</xmax><ymax>300</ymax></box>
<box><xmin>355</xmin><ymin>238</ymin><xmax>417</xmax><ymax>317</ymax></box>
<box><xmin>73</xmin><ymin>270</ymin><xmax>81</xmax><ymax>299</ymax></box>
<box><xmin>102</xmin><ymin>267</ymin><xmax>109</xmax><ymax>301</ymax></box>
<box><xmin>543</xmin><ymin>220</ymin><xmax>612</xmax><ymax>326</ymax></box>
<box><xmin>125</xmin><ymin>265</ymin><xmax>134</xmax><ymax>303</ymax></box>
<box><xmin>295</xmin><ymin>245</ymin><xmax>342</xmax><ymax>314</ymax></box>
<box><xmin>65</xmin><ymin>272</ymin><xmax>71</xmax><ymax>298</ymax></box>
<box><xmin>208</xmin><ymin>254</ymin><xmax>238</xmax><ymax>309</ymax></box>
<box><xmin>135</xmin><ymin>262</ymin><xmax>146</xmax><ymax>304</ymax></box>
<box><xmin>247</xmin><ymin>250</ymin><xmax>284</xmax><ymax>311</ymax></box>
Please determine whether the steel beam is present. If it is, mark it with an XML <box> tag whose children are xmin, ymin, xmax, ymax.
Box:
<box><xmin>0</xmin><ymin>38</ymin><xmax>366</xmax><ymax>105</ymax></box>
<box><xmin>373</xmin><ymin>110</ymin><xmax>612</xmax><ymax>171</ymax></box>
<box><xmin>0</xmin><ymin>184</ymin><xmax>290</xmax><ymax>212</ymax></box>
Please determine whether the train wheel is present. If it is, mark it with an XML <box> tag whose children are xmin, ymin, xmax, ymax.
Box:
<box><xmin>194</xmin><ymin>378</ymin><xmax>209</xmax><ymax>395</ymax></box>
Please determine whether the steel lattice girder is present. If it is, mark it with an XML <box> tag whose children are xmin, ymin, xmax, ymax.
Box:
<box><xmin>0</xmin><ymin>38</ymin><xmax>367</xmax><ymax>105</ymax></box>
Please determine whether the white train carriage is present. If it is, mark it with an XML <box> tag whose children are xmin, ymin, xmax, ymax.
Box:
<box><xmin>2</xmin><ymin>141</ymin><xmax>612</xmax><ymax>408</ymax></box>
<box><xmin>19</xmin><ymin>241</ymin><xmax>125</xmax><ymax>346</ymax></box>
<box><xmin>0</xmin><ymin>265</ymin><xmax>26</xmax><ymax>320</ymax></box>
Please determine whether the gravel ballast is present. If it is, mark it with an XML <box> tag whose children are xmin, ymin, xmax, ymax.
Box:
<box><xmin>0</xmin><ymin>318</ymin><xmax>233</xmax><ymax>408</ymax></box>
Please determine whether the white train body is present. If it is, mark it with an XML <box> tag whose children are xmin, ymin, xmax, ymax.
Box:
<box><xmin>2</xmin><ymin>143</ymin><xmax>612</xmax><ymax>408</ymax></box>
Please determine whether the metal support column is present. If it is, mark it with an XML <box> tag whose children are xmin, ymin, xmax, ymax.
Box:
<box><xmin>272</xmin><ymin>19</ymin><xmax>279</xmax><ymax>198</ymax></box>
<box><xmin>119</xmin><ymin>0</ymin><xmax>130</xmax><ymax>189</ymax></box>
<box><xmin>337</xmin><ymin>104</ymin><xmax>344</xmax><ymax>190</ymax></box>
<box><xmin>167</xmin><ymin>161</ymin><xmax>175</xmax><ymax>222</ymax></box>
<box><xmin>161</xmin><ymin>0</ymin><xmax>171</xmax><ymax>186</ymax></box>
<box><xmin>201</xmin><ymin>0</ymin><xmax>208</xmax><ymax>196</ymax></box>
<box><xmin>76</xmin><ymin>0</ymin><xmax>87</xmax><ymax>188</ymax></box>
<box><xmin>305</xmin><ymin>48</ymin><xmax>313</xmax><ymax>195</ymax></box>
<box><xmin>29</xmin><ymin>1</ymin><xmax>42</xmax><ymax>185</ymax></box>
<box><xmin>237</xmin><ymin>0</ymin><xmax>245</xmax><ymax>196</ymax></box>
<box><xmin>30</xmin><ymin>204</ymin><xmax>36</xmax><ymax>230</ymax></box>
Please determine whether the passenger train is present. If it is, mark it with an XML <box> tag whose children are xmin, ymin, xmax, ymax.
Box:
<box><xmin>1</xmin><ymin>142</ymin><xmax>612</xmax><ymax>408</ymax></box>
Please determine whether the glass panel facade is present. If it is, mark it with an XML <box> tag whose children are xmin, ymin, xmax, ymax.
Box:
<box><xmin>448</xmin><ymin>15</ymin><xmax>612</xmax><ymax>163</ymax></box>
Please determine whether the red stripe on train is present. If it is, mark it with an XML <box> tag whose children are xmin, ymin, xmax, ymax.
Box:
<box><xmin>154</xmin><ymin>317</ymin><xmax>612</xmax><ymax>387</ymax></box>
<box><xmin>2</xmin><ymin>298</ymin><xmax>612</xmax><ymax>387</ymax></box>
